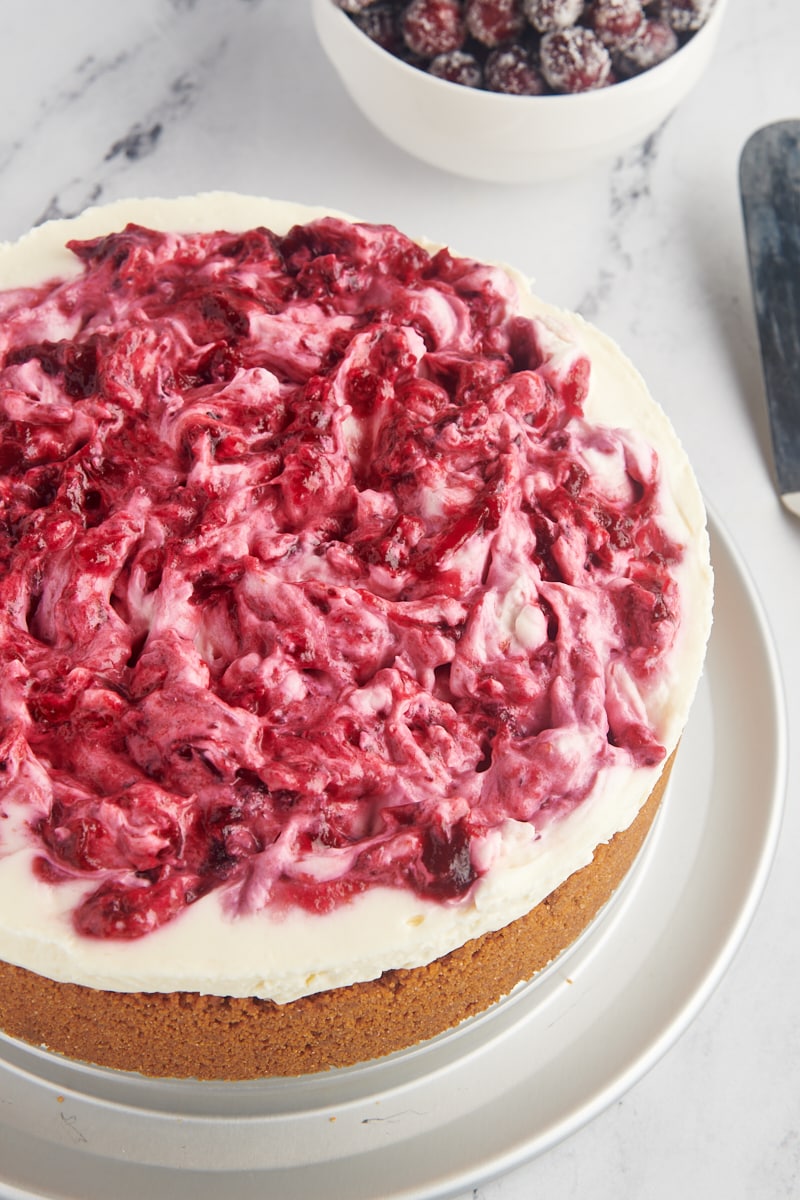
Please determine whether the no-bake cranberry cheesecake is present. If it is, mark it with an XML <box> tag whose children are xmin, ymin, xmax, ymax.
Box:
<box><xmin>0</xmin><ymin>195</ymin><xmax>712</xmax><ymax>1078</ymax></box>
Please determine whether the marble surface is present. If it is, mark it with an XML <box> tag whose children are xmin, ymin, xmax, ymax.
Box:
<box><xmin>0</xmin><ymin>0</ymin><xmax>798</xmax><ymax>1196</ymax></box>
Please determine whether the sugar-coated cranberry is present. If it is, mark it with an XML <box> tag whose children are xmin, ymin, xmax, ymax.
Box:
<box><xmin>356</xmin><ymin>2</ymin><xmax>403</xmax><ymax>51</ymax></box>
<box><xmin>429</xmin><ymin>49</ymin><xmax>484</xmax><ymax>85</ymax></box>
<box><xmin>661</xmin><ymin>0</ymin><xmax>714</xmax><ymax>32</ymax></box>
<box><xmin>614</xmin><ymin>16</ymin><xmax>678</xmax><ymax>75</ymax></box>
<box><xmin>587</xmin><ymin>0</ymin><xmax>644</xmax><ymax>49</ymax></box>
<box><xmin>522</xmin><ymin>0</ymin><xmax>584</xmax><ymax>34</ymax></box>
<box><xmin>401</xmin><ymin>0</ymin><xmax>465</xmax><ymax>58</ymax></box>
<box><xmin>465</xmin><ymin>0</ymin><xmax>526</xmax><ymax>47</ymax></box>
<box><xmin>335</xmin><ymin>0</ymin><xmax>379</xmax><ymax>12</ymax></box>
<box><xmin>540</xmin><ymin>25</ymin><xmax>612</xmax><ymax>90</ymax></box>
<box><xmin>485</xmin><ymin>44</ymin><xmax>547</xmax><ymax>93</ymax></box>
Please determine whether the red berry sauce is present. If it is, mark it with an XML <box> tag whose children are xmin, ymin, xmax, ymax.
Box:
<box><xmin>0</xmin><ymin>216</ymin><xmax>682</xmax><ymax>940</ymax></box>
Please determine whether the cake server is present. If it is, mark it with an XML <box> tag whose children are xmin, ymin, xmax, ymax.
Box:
<box><xmin>740</xmin><ymin>119</ymin><xmax>800</xmax><ymax>517</ymax></box>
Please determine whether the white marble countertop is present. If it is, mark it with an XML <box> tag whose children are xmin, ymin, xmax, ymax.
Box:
<box><xmin>0</xmin><ymin>1</ymin><xmax>798</xmax><ymax>1197</ymax></box>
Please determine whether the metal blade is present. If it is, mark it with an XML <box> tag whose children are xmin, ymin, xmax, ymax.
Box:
<box><xmin>740</xmin><ymin>120</ymin><xmax>800</xmax><ymax>516</ymax></box>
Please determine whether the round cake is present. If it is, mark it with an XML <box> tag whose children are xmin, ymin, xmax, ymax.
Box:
<box><xmin>0</xmin><ymin>194</ymin><xmax>713</xmax><ymax>1079</ymax></box>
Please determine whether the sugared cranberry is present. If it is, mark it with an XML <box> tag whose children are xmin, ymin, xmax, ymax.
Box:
<box><xmin>356</xmin><ymin>2</ymin><xmax>403</xmax><ymax>51</ymax></box>
<box><xmin>661</xmin><ymin>0</ymin><xmax>714</xmax><ymax>32</ymax></box>
<box><xmin>465</xmin><ymin>0</ymin><xmax>526</xmax><ymax>47</ymax></box>
<box><xmin>401</xmin><ymin>0</ymin><xmax>465</xmax><ymax>58</ymax></box>
<box><xmin>485</xmin><ymin>44</ymin><xmax>547</xmax><ymax>93</ymax></box>
<box><xmin>335</xmin><ymin>0</ymin><xmax>379</xmax><ymax>12</ymax></box>
<box><xmin>587</xmin><ymin>0</ymin><xmax>645</xmax><ymax>49</ymax></box>
<box><xmin>614</xmin><ymin>16</ymin><xmax>678</xmax><ymax>75</ymax></box>
<box><xmin>540</xmin><ymin>26</ymin><xmax>613</xmax><ymax>91</ymax></box>
<box><xmin>522</xmin><ymin>0</ymin><xmax>584</xmax><ymax>33</ymax></box>
<box><xmin>429</xmin><ymin>49</ymin><xmax>484</xmax><ymax>86</ymax></box>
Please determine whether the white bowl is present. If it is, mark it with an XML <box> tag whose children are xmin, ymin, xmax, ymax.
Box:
<box><xmin>312</xmin><ymin>0</ymin><xmax>728</xmax><ymax>182</ymax></box>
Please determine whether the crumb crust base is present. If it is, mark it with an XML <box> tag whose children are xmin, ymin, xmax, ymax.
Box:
<box><xmin>0</xmin><ymin>754</ymin><xmax>673</xmax><ymax>1080</ymax></box>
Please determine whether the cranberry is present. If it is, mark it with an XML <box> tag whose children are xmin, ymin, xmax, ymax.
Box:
<box><xmin>661</xmin><ymin>0</ymin><xmax>714</xmax><ymax>33</ymax></box>
<box><xmin>587</xmin><ymin>0</ymin><xmax>645</xmax><ymax>49</ymax></box>
<box><xmin>355</xmin><ymin>1</ymin><xmax>403</xmax><ymax>51</ymax></box>
<box><xmin>418</xmin><ymin>819</ymin><xmax>477</xmax><ymax>899</ymax></box>
<box><xmin>522</xmin><ymin>0</ymin><xmax>584</xmax><ymax>33</ymax></box>
<box><xmin>485</xmin><ymin>44</ymin><xmax>547</xmax><ymax>93</ymax></box>
<box><xmin>181</xmin><ymin>340</ymin><xmax>242</xmax><ymax>388</ymax></box>
<box><xmin>465</xmin><ymin>0</ymin><xmax>526</xmax><ymax>47</ymax></box>
<box><xmin>614</xmin><ymin>16</ymin><xmax>678</xmax><ymax>75</ymax></box>
<box><xmin>540</xmin><ymin>26</ymin><xmax>613</xmax><ymax>91</ymax></box>
<box><xmin>429</xmin><ymin>49</ymin><xmax>484</xmax><ymax>86</ymax></box>
<box><xmin>6</xmin><ymin>340</ymin><xmax>98</xmax><ymax>399</ymax></box>
<box><xmin>74</xmin><ymin>872</ymin><xmax>202</xmax><ymax>939</ymax></box>
<box><xmin>401</xmin><ymin>0</ymin><xmax>465</xmax><ymax>57</ymax></box>
<box><xmin>196</xmin><ymin>290</ymin><xmax>250</xmax><ymax>339</ymax></box>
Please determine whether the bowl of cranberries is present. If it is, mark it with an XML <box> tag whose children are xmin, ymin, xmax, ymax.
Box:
<box><xmin>313</xmin><ymin>0</ymin><xmax>728</xmax><ymax>181</ymax></box>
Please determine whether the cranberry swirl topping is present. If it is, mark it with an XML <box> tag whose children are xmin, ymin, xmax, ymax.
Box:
<box><xmin>0</xmin><ymin>217</ymin><xmax>681</xmax><ymax>939</ymax></box>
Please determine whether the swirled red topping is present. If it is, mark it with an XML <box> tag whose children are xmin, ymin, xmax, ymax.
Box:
<box><xmin>0</xmin><ymin>216</ymin><xmax>681</xmax><ymax>939</ymax></box>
